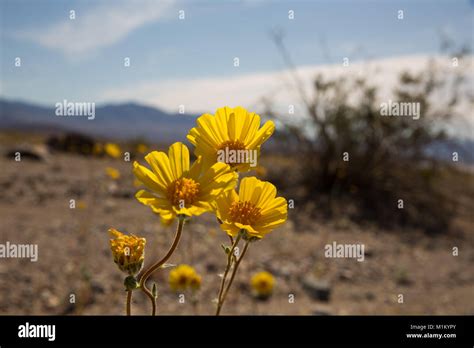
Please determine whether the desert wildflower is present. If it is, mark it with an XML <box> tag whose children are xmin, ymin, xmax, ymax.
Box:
<box><xmin>133</xmin><ymin>142</ymin><xmax>237</xmax><ymax>224</ymax></box>
<box><xmin>77</xmin><ymin>200</ymin><xmax>87</xmax><ymax>210</ymax></box>
<box><xmin>169</xmin><ymin>264</ymin><xmax>201</xmax><ymax>292</ymax></box>
<box><xmin>215</xmin><ymin>176</ymin><xmax>288</xmax><ymax>240</ymax></box>
<box><xmin>109</xmin><ymin>228</ymin><xmax>146</xmax><ymax>276</ymax></box>
<box><xmin>92</xmin><ymin>143</ymin><xmax>103</xmax><ymax>156</ymax></box>
<box><xmin>214</xmin><ymin>177</ymin><xmax>287</xmax><ymax>315</ymax></box>
<box><xmin>251</xmin><ymin>271</ymin><xmax>275</xmax><ymax>299</ymax></box>
<box><xmin>106</xmin><ymin>167</ymin><xmax>121</xmax><ymax>180</ymax></box>
<box><xmin>189</xmin><ymin>273</ymin><xmax>202</xmax><ymax>291</ymax></box>
<box><xmin>136</xmin><ymin>143</ymin><xmax>148</xmax><ymax>154</ymax></box>
<box><xmin>105</xmin><ymin>143</ymin><xmax>121</xmax><ymax>158</ymax></box>
<box><xmin>187</xmin><ymin>106</ymin><xmax>275</xmax><ymax>172</ymax></box>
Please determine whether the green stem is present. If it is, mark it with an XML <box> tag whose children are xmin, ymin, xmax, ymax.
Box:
<box><xmin>215</xmin><ymin>234</ymin><xmax>241</xmax><ymax>315</ymax></box>
<box><xmin>126</xmin><ymin>290</ymin><xmax>132</xmax><ymax>316</ymax></box>
<box><xmin>141</xmin><ymin>285</ymin><xmax>156</xmax><ymax>316</ymax></box>
<box><xmin>139</xmin><ymin>216</ymin><xmax>185</xmax><ymax>315</ymax></box>
<box><xmin>216</xmin><ymin>239</ymin><xmax>250</xmax><ymax>315</ymax></box>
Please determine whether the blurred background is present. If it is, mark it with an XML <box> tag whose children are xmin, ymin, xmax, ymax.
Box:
<box><xmin>0</xmin><ymin>0</ymin><xmax>473</xmax><ymax>315</ymax></box>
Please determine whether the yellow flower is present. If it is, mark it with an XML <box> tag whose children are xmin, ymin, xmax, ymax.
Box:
<box><xmin>109</xmin><ymin>228</ymin><xmax>146</xmax><ymax>276</ymax></box>
<box><xmin>189</xmin><ymin>273</ymin><xmax>202</xmax><ymax>291</ymax></box>
<box><xmin>169</xmin><ymin>264</ymin><xmax>201</xmax><ymax>292</ymax></box>
<box><xmin>105</xmin><ymin>167</ymin><xmax>121</xmax><ymax>180</ymax></box>
<box><xmin>136</xmin><ymin>143</ymin><xmax>148</xmax><ymax>154</ymax></box>
<box><xmin>187</xmin><ymin>106</ymin><xmax>275</xmax><ymax>172</ymax></box>
<box><xmin>133</xmin><ymin>142</ymin><xmax>237</xmax><ymax>224</ymax></box>
<box><xmin>105</xmin><ymin>143</ymin><xmax>121</xmax><ymax>158</ymax></box>
<box><xmin>92</xmin><ymin>143</ymin><xmax>103</xmax><ymax>156</ymax></box>
<box><xmin>215</xmin><ymin>177</ymin><xmax>287</xmax><ymax>239</ymax></box>
<box><xmin>251</xmin><ymin>271</ymin><xmax>275</xmax><ymax>299</ymax></box>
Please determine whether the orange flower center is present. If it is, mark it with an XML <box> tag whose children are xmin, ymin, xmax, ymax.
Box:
<box><xmin>167</xmin><ymin>178</ymin><xmax>200</xmax><ymax>206</ymax></box>
<box><xmin>178</xmin><ymin>274</ymin><xmax>188</xmax><ymax>286</ymax></box>
<box><xmin>228</xmin><ymin>201</ymin><xmax>262</xmax><ymax>225</ymax></box>
<box><xmin>217</xmin><ymin>140</ymin><xmax>247</xmax><ymax>167</ymax></box>
<box><xmin>218</xmin><ymin>139</ymin><xmax>246</xmax><ymax>151</ymax></box>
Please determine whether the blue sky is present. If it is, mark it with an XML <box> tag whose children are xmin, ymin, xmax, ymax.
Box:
<box><xmin>1</xmin><ymin>0</ymin><xmax>473</xmax><ymax>113</ymax></box>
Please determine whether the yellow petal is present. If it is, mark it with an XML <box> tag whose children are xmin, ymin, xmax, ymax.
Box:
<box><xmin>133</xmin><ymin>161</ymin><xmax>167</xmax><ymax>194</ymax></box>
<box><xmin>168</xmin><ymin>142</ymin><xmax>190</xmax><ymax>179</ymax></box>
<box><xmin>229</xmin><ymin>106</ymin><xmax>256</xmax><ymax>141</ymax></box>
<box><xmin>214</xmin><ymin>106</ymin><xmax>233</xmax><ymax>140</ymax></box>
<box><xmin>187</xmin><ymin>155</ymin><xmax>204</xmax><ymax>179</ymax></box>
<box><xmin>246</xmin><ymin>120</ymin><xmax>275</xmax><ymax>149</ymax></box>
<box><xmin>242</xmin><ymin>113</ymin><xmax>262</xmax><ymax>145</ymax></box>
<box><xmin>220</xmin><ymin>222</ymin><xmax>241</xmax><ymax>237</ymax></box>
<box><xmin>253</xmin><ymin>181</ymin><xmax>277</xmax><ymax>207</ymax></box>
<box><xmin>260</xmin><ymin>196</ymin><xmax>288</xmax><ymax>215</ymax></box>
<box><xmin>144</xmin><ymin>151</ymin><xmax>174</xmax><ymax>187</ymax></box>
<box><xmin>198</xmin><ymin>163</ymin><xmax>237</xmax><ymax>196</ymax></box>
<box><xmin>238</xmin><ymin>176</ymin><xmax>260</xmax><ymax>202</ymax></box>
<box><xmin>215</xmin><ymin>190</ymin><xmax>237</xmax><ymax>221</ymax></box>
<box><xmin>108</xmin><ymin>228</ymin><xmax>122</xmax><ymax>238</ymax></box>
<box><xmin>196</xmin><ymin>113</ymin><xmax>225</xmax><ymax>145</ymax></box>
<box><xmin>135</xmin><ymin>190</ymin><xmax>169</xmax><ymax>209</ymax></box>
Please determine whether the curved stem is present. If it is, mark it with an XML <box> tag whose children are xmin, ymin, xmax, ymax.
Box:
<box><xmin>141</xmin><ymin>285</ymin><xmax>156</xmax><ymax>315</ymax></box>
<box><xmin>139</xmin><ymin>217</ymin><xmax>184</xmax><ymax>315</ymax></box>
<box><xmin>126</xmin><ymin>290</ymin><xmax>132</xmax><ymax>316</ymax></box>
<box><xmin>216</xmin><ymin>239</ymin><xmax>250</xmax><ymax>315</ymax></box>
<box><xmin>215</xmin><ymin>234</ymin><xmax>241</xmax><ymax>315</ymax></box>
<box><xmin>222</xmin><ymin>241</ymin><xmax>250</xmax><ymax>302</ymax></box>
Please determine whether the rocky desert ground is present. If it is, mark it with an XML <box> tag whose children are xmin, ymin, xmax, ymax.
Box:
<box><xmin>0</xmin><ymin>135</ymin><xmax>473</xmax><ymax>315</ymax></box>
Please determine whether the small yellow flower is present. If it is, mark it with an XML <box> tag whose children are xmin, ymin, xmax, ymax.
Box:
<box><xmin>105</xmin><ymin>167</ymin><xmax>121</xmax><ymax>180</ymax></box>
<box><xmin>109</xmin><ymin>228</ymin><xmax>146</xmax><ymax>276</ymax></box>
<box><xmin>133</xmin><ymin>142</ymin><xmax>237</xmax><ymax>224</ymax></box>
<box><xmin>105</xmin><ymin>143</ymin><xmax>121</xmax><ymax>159</ymax></box>
<box><xmin>215</xmin><ymin>177</ymin><xmax>288</xmax><ymax>239</ymax></box>
<box><xmin>169</xmin><ymin>264</ymin><xmax>201</xmax><ymax>292</ymax></box>
<box><xmin>187</xmin><ymin>106</ymin><xmax>275</xmax><ymax>172</ymax></box>
<box><xmin>251</xmin><ymin>271</ymin><xmax>275</xmax><ymax>299</ymax></box>
<box><xmin>136</xmin><ymin>143</ymin><xmax>148</xmax><ymax>154</ymax></box>
<box><xmin>92</xmin><ymin>143</ymin><xmax>103</xmax><ymax>156</ymax></box>
<box><xmin>189</xmin><ymin>273</ymin><xmax>202</xmax><ymax>291</ymax></box>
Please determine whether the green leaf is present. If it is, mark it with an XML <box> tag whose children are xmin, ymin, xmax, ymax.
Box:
<box><xmin>161</xmin><ymin>263</ymin><xmax>176</xmax><ymax>269</ymax></box>
<box><xmin>221</xmin><ymin>244</ymin><xmax>230</xmax><ymax>254</ymax></box>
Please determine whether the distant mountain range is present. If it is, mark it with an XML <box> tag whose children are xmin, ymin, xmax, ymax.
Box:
<box><xmin>0</xmin><ymin>98</ymin><xmax>473</xmax><ymax>164</ymax></box>
<box><xmin>0</xmin><ymin>98</ymin><xmax>197</xmax><ymax>142</ymax></box>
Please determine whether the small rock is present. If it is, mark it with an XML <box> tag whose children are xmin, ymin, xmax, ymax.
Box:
<box><xmin>111</xmin><ymin>188</ymin><xmax>134</xmax><ymax>199</ymax></box>
<box><xmin>90</xmin><ymin>281</ymin><xmax>105</xmax><ymax>294</ymax></box>
<box><xmin>302</xmin><ymin>276</ymin><xmax>331</xmax><ymax>302</ymax></box>
<box><xmin>365</xmin><ymin>291</ymin><xmax>376</xmax><ymax>300</ymax></box>
<box><xmin>312</xmin><ymin>304</ymin><xmax>332</xmax><ymax>315</ymax></box>
<box><xmin>41</xmin><ymin>289</ymin><xmax>60</xmax><ymax>309</ymax></box>
<box><xmin>338</xmin><ymin>269</ymin><xmax>353</xmax><ymax>281</ymax></box>
<box><xmin>206</xmin><ymin>262</ymin><xmax>218</xmax><ymax>273</ymax></box>
<box><xmin>365</xmin><ymin>248</ymin><xmax>374</xmax><ymax>258</ymax></box>
<box><xmin>5</xmin><ymin>144</ymin><xmax>49</xmax><ymax>161</ymax></box>
<box><xmin>104</xmin><ymin>199</ymin><xmax>117</xmax><ymax>213</ymax></box>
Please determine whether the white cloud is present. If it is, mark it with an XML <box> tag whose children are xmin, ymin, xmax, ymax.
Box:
<box><xmin>99</xmin><ymin>55</ymin><xmax>459</xmax><ymax>111</ymax></box>
<box><xmin>100</xmin><ymin>54</ymin><xmax>474</xmax><ymax>138</ymax></box>
<box><xmin>19</xmin><ymin>0</ymin><xmax>174</xmax><ymax>56</ymax></box>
